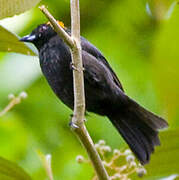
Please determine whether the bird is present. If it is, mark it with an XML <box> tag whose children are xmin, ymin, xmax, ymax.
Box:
<box><xmin>20</xmin><ymin>22</ymin><xmax>168</xmax><ymax>165</ymax></box>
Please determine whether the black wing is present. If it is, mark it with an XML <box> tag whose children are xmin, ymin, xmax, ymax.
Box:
<box><xmin>81</xmin><ymin>36</ymin><xmax>124</xmax><ymax>92</ymax></box>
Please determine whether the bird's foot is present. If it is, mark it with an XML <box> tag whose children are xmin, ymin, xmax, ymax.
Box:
<box><xmin>70</xmin><ymin>62</ymin><xmax>85</xmax><ymax>72</ymax></box>
<box><xmin>70</xmin><ymin>62</ymin><xmax>79</xmax><ymax>71</ymax></box>
<box><xmin>69</xmin><ymin>120</ymin><xmax>79</xmax><ymax>129</ymax></box>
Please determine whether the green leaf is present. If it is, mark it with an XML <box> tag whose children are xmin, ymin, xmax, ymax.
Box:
<box><xmin>144</xmin><ymin>129</ymin><xmax>179</xmax><ymax>179</ymax></box>
<box><xmin>0</xmin><ymin>0</ymin><xmax>42</xmax><ymax>19</ymax></box>
<box><xmin>0</xmin><ymin>156</ymin><xmax>31</xmax><ymax>180</ymax></box>
<box><xmin>152</xmin><ymin>5</ymin><xmax>179</xmax><ymax>123</ymax></box>
<box><xmin>129</xmin><ymin>129</ymin><xmax>179</xmax><ymax>179</ymax></box>
<box><xmin>0</xmin><ymin>25</ymin><xmax>37</xmax><ymax>56</ymax></box>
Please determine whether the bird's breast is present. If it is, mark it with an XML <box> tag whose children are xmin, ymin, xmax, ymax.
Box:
<box><xmin>39</xmin><ymin>41</ymin><xmax>74</xmax><ymax>109</ymax></box>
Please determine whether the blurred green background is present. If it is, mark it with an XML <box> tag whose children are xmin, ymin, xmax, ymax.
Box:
<box><xmin>0</xmin><ymin>0</ymin><xmax>179</xmax><ymax>179</ymax></box>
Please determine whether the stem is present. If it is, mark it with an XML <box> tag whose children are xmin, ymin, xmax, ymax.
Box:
<box><xmin>70</xmin><ymin>0</ymin><xmax>85</xmax><ymax>126</ymax></box>
<box><xmin>39</xmin><ymin>5</ymin><xmax>74</xmax><ymax>49</ymax></box>
<box><xmin>74</xmin><ymin>124</ymin><xmax>110</xmax><ymax>180</ymax></box>
<box><xmin>0</xmin><ymin>98</ymin><xmax>21</xmax><ymax>117</ymax></box>
<box><xmin>39</xmin><ymin>5</ymin><xmax>109</xmax><ymax>180</ymax></box>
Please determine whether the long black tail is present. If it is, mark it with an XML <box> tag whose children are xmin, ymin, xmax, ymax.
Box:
<box><xmin>108</xmin><ymin>97</ymin><xmax>168</xmax><ymax>165</ymax></box>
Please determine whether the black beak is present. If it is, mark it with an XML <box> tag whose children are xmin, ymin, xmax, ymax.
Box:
<box><xmin>20</xmin><ymin>34</ymin><xmax>36</xmax><ymax>42</ymax></box>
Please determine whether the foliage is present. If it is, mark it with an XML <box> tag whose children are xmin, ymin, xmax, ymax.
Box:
<box><xmin>0</xmin><ymin>26</ymin><xmax>36</xmax><ymax>56</ymax></box>
<box><xmin>0</xmin><ymin>0</ymin><xmax>42</xmax><ymax>19</ymax></box>
<box><xmin>0</xmin><ymin>0</ymin><xmax>179</xmax><ymax>180</ymax></box>
<box><xmin>0</xmin><ymin>156</ymin><xmax>31</xmax><ymax>180</ymax></box>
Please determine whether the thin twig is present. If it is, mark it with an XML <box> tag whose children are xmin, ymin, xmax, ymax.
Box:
<box><xmin>39</xmin><ymin>5</ymin><xmax>74</xmax><ymax>49</ymax></box>
<box><xmin>39</xmin><ymin>5</ymin><xmax>109</xmax><ymax>180</ymax></box>
<box><xmin>74</xmin><ymin>124</ymin><xmax>109</xmax><ymax>180</ymax></box>
<box><xmin>0</xmin><ymin>92</ymin><xmax>27</xmax><ymax>117</ymax></box>
<box><xmin>0</xmin><ymin>98</ymin><xmax>20</xmax><ymax>117</ymax></box>
<box><xmin>37</xmin><ymin>152</ymin><xmax>54</xmax><ymax>180</ymax></box>
<box><xmin>70</xmin><ymin>0</ymin><xmax>85</xmax><ymax>125</ymax></box>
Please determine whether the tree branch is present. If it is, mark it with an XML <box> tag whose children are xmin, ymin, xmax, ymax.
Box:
<box><xmin>39</xmin><ymin>5</ymin><xmax>74</xmax><ymax>49</ymax></box>
<box><xmin>70</xmin><ymin>0</ymin><xmax>85</xmax><ymax>126</ymax></box>
<box><xmin>39</xmin><ymin>5</ymin><xmax>109</xmax><ymax>180</ymax></box>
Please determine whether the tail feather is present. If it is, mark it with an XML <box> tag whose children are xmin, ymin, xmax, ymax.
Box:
<box><xmin>108</xmin><ymin>97</ymin><xmax>168</xmax><ymax>165</ymax></box>
<box><xmin>129</xmin><ymin>98</ymin><xmax>168</xmax><ymax>130</ymax></box>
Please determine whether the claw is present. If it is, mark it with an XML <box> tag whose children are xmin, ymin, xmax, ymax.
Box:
<box><xmin>70</xmin><ymin>62</ymin><xmax>79</xmax><ymax>71</ymax></box>
<box><xmin>69</xmin><ymin>121</ymin><xmax>79</xmax><ymax>129</ymax></box>
<box><xmin>70</xmin><ymin>62</ymin><xmax>85</xmax><ymax>72</ymax></box>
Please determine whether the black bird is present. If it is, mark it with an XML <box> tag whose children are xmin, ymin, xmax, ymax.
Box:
<box><xmin>20</xmin><ymin>23</ymin><xmax>168</xmax><ymax>165</ymax></box>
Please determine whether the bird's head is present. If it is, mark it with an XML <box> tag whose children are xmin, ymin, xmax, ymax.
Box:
<box><xmin>20</xmin><ymin>21</ymin><xmax>65</xmax><ymax>49</ymax></box>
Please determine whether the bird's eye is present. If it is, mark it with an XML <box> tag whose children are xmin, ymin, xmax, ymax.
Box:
<box><xmin>42</xmin><ymin>26</ymin><xmax>47</xmax><ymax>31</ymax></box>
<box><xmin>39</xmin><ymin>26</ymin><xmax>47</xmax><ymax>33</ymax></box>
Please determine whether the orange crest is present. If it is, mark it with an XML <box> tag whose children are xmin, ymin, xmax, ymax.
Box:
<box><xmin>46</xmin><ymin>21</ymin><xmax>65</xmax><ymax>29</ymax></box>
<box><xmin>57</xmin><ymin>21</ymin><xmax>65</xmax><ymax>28</ymax></box>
